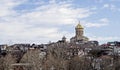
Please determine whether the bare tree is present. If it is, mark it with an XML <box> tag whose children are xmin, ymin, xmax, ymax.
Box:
<box><xmin>20</xmin><ymin>49</ymin><xmax>45</xmax><ymax>70</ymax></box>
<box><xmin>44</xmin><ymin>44</ymin><xmax>68</xmax><ymax>70</ymax></box>
<box><xmin>0</xmin><ymin>54</ymin><xmax>16</xmax><ymax>70</ymax></box>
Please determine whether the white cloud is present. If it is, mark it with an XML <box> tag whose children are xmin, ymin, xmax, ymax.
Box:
<box><xmin>85</xmin><ymin>23</ymin><xmax>108</xmax><ymax>27</ymax></box>
<box><xmin>1</xmin><ymin>0</ymin><xmax>114</xmax><ymax>44</ymax></box>
<box><xmin>0</xmin><ymin>0</ymin><xmax>95</xmax><ymax>44</ymax></box>
<box><xmin>100</xmin><ymin>18</ymin><xmax>109</xmax><ymax>23</ymax></box>
<box><xmin>89</xmin><ymin>36</ymin><xmax>120</xmax><ymax>44</ymax></box>
<box><xmin>110</xmin><ymin>0</ymin><xmax>120</xmax><ymax>2</ymax></box>
<box><xmin>18</xmin><ymin>3</ymin><xmax>93</xmax><ymax>25</ymax></box>
<box><xmin>90</xmin><ymin>36</ymin><xmax>120</xmax><ymax>41</ymax></box>
<box><xmin>103</xmin><ymin>4</ymin><xmax>117</xmax><ymax>11</ymax></box>
<box><xmin>94</xmin><ymin>0</ymin><xmax>103</xmax><ymax>3</ymax></box>
<box><xmin>0</xmin><ymin>0</ymin><xmax>27</xmax><ymax>17</ymax></box>
<box><xmin>83</xmin><ymin>18</ymin><xmax>109</xmax><ymax>27</ymax></box>
<box><xmin>103</xmin><ymin>4</ymin><xmax>109</xmax><ymax>8</ymax></box>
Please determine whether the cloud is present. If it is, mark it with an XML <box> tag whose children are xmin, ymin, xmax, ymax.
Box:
<box><xmin>103</xmin><ymin>4</ymin><xmax>118</xmax><ymax>11</ymax></box>
<box><xmin>99</xmin><ymin>18</ymin><xmax>109</xmax><ymax>23</ymax></box>
<box><xmin>94</xmin><ymin>0</ymin><xmax>103</xmax><ymax>3</ymax></box>
<box><xmin>83</xmin><ymin>18</ymin><xmax>109</xmax><ymax>27</ymax></box>
<box><xmin>18</xmin><ymin>2</ymin><xmax>93</xmax><ymax>25</ymax></box>
<box><xmin>89</xmin><ymin>36</ymin><xmax>120</xmax><ymax>44</ymax></box>
<box><xmin>0</xmin><ymin>0</ymin><xmax>95</xmax><ymax>44</ymax></box>
<box><xmin>0</xmin><ymin>0</ymin><xmax>27</xmax><ymax>17</ymax></box>
<box><xmin>103</xmin><ymin>4</ymin><xmax>109</xmax><ymax>8</ymax></box>
<box><xmin>110</xmin><ymin>0</ymin><xmax>120</xmax><ymax>2</ymax></box>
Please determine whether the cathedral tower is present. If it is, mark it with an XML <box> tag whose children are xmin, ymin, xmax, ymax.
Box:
<box><xmin>70</xmin><ymin>21</ymin><xmax>89</xmax><ymax>43</ymax></box>
<box><xmin>75</xmin><ymin>23</ymin><xmax>84</xmax><ymax>38</ymax></box>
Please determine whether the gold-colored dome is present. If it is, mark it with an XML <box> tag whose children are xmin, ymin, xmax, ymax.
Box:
<box><xmin>76</xmin><ymin>23</ymin><xmax>83</xmax><ymax>29</ymax></box>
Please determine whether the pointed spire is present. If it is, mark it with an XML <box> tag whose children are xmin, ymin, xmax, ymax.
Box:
<box><xmin>75</xmin><ymin>21</ymin><xmax>83</xmax><ymax>29</ymax></box>
<box><xmin>79</xmin><ymin>20</ymin><xmax>80</xmax><ymax>24</ymax></box>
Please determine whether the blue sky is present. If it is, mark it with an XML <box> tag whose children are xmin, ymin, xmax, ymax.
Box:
<box><xmin>0</xmin><ymin>0</ymin><xmax>120</xmax><ymax>44</ymax></box>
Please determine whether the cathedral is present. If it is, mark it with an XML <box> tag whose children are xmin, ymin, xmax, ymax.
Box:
<box><xmin>70</xmin><ymin>22</ymin><xmax>89</xmax><ymax>43</ymax></box>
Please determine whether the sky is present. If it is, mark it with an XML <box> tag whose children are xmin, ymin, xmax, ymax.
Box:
<box><xmin>0</xmin><ymin>0</ymin><xmax>120</xmax><ymax>45</ymax></box>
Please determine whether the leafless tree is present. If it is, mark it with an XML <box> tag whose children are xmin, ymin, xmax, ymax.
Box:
<box><xmin>20</xmin><ymin>49</ymin><xmax>45</xmax><ymax>70</ymax></box>
<box><xmin>0</xmin><ymin>54</ymin><xmax>16</xmax><ymax>70</ymax></box>
<box><xmin>44</xmin><ymin>44</ymin><xmax>68</xmax><ymax>70</ymax></box>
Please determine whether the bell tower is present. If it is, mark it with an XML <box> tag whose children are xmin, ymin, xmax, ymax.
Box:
<box><xmin>70</xmin><ymin>21</ymin><xmax>88</xmax><ymax>43</ymax></box>
<box><xmin>75</xmin><ymin>22</ymin><xmax>84</xmax><ymax>38</ymax></box>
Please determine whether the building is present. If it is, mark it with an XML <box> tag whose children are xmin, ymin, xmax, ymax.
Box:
<box><xmin>0</xmin><ymin>44</ymin><xmax>7</xmax><ymax>51</ymax></box>
<box><xmin>70</xmin><ymin>22</ymin><xmax>89</xmax><ymax>43</ymax></box>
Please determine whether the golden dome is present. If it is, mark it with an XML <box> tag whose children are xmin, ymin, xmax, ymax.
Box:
<box><xmin>76</xmin><ymin>23</ymin><xmax>83</xmax><ymax>29</ymax></box>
